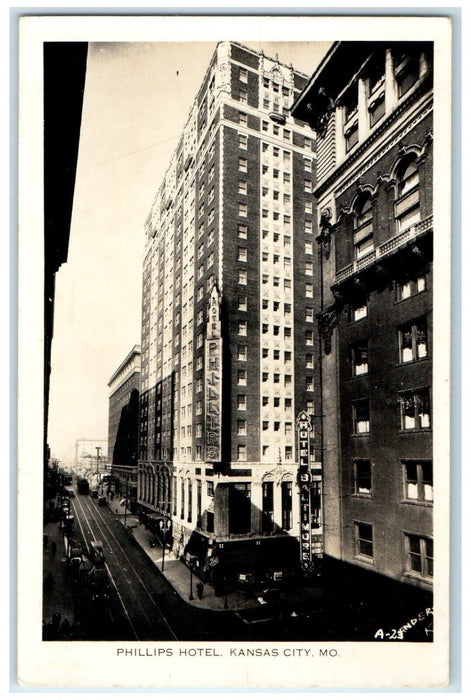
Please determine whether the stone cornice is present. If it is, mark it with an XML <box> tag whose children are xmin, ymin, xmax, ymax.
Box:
<box><xmin>314</xmin><ymin>82</ymin><xmax>433</xmax><ymax>199</ymax></box>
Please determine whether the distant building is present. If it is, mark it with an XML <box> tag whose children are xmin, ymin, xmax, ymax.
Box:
<box><xmin>292</xmin><ymin>41</ymin><xmax>433</xmax><ymax>592</ymax></box>
<box><xmin>138</xmin><ymin>41</ymin><xmax>322</xmax><ymax>582</ymax></box>
<box><xmin>74</xmin><ymin>438</ymin><xmax>108</xmax><ymax>479</ymax></box>
<box><xmin>107</xmin><ymin>346</ymin><xmax>141</xmax><ymax>500</ymax></box>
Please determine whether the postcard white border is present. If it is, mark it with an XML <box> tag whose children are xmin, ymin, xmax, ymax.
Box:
<box><xmin>17</xmin><ymin>13</ymin><xmax>452</xmax><ymax>689</ymax></box>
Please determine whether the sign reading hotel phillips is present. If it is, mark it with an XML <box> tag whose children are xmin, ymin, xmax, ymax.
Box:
<box><xmin>296</xmin><ymin>410</ymin><xmax>312</xmax><ymax>570</ymax></box>
<box><xmin>205</xmin><ymin>286</ymin><xmax>222</xmax><ymax>463</ymax></box>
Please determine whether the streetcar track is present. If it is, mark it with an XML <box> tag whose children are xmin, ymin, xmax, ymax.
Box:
<box><xmin>73</xmin><ymin>495</ymin><xmax>178</xmax><ymax>640</ymax></box>
<box><xmin>79</xmin><ymin>500</ymin><xmax>156</xmax><ymax>633</ymax></box>
<box><xmin>72</xmin><ymin>496</ymin><xmax>139</xmax><ymax>640</ymax></box>
<box><xmin>84</xmin><ymin>497</ymin><xmax>178</xmax><ymax>640</ymax></box>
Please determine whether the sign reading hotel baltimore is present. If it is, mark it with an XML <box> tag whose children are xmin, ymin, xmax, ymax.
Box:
<box><xmin>296</xmin><ymin>410</ymin><xmax>313</xmax><ymax>569</ymax></box>
<box><xmin>205</xmin><ymin>285</ymin><xmax>222</xmax><ymax>463</ymax></box>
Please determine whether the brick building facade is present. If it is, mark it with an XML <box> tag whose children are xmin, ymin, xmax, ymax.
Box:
<box><xmin>138</xmin><ymin>42</ymin><xmax>321</xmax><ymax>582</ymax></box>
<box><xmin>108</xmin><ymin>345</ymin><xmax>141</xmax><ymax>500</ymax></box>
<box><xmin>292</xmin><ymin>41</ymin><xmax>434</xmax><ymax>592</ymax></box>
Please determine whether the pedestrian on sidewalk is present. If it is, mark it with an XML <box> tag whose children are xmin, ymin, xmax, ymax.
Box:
<box><xmin>196</xmin><ymin>582</ymin><xmax>204</xmax><ymax>599</ymax></box>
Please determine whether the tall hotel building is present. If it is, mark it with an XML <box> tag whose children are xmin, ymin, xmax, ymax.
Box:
<box><xmin>138</xmin><ymin>42</ymin><xmax>321</xmax><ymax>581</ymax></box>
<box><xmin>292</xmin><ymin>41</ymin><xmax>433</xmax><ymax>595</ymax></box>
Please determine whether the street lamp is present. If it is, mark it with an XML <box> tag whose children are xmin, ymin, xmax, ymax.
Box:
<box><xmin>189</xmin><ymin>557</ymin><xmax>194</xmax><ymax>601</ymax></box>
<box><xmin>159</xmin><ymin>518</ymin><xmax>169</xmax><ymax>573</ymax></box>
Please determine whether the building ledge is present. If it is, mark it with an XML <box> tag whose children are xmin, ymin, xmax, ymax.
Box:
<box><xmin>334</xmin><ymin>215</ymin><xmax>432</xmax><ymax>286</ymax></box>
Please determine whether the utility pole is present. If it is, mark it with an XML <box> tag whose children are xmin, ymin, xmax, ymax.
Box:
<box><xmin>95</xmin><ymin>446</ymin><xmax>101</xmax><ymax>483</ymax></box>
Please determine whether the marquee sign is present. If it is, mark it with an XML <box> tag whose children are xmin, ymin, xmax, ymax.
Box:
<box><xmin>296</xmin><ymin>411</ymin><xmax>313</xmax><ymax>570</ymax></box>
<box><xmin>205</xmin><ymin>286</ymin><xmax>222</xmax><ymax>463</ymax></box>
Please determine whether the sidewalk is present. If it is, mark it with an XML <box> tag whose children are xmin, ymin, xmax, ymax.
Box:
<box><xmin>110</xmin><ymin>499</ymin><xmax>259</xmax><ymax>612</ymax></box>
<box><xmin>42</xmin><ymin>519</ymin><xmax>78</xmax><ymax>638</ymax></box>
<box><xmin>110</xmin><ymin>500</ymin><xmax>323</xmax><ymax>615</ymax></box>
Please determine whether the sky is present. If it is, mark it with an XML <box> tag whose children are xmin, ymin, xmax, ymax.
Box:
<box><xmin>47</xmin><ymin>40</ymin><xmax>331</xmax><ymax>466</ymax></box>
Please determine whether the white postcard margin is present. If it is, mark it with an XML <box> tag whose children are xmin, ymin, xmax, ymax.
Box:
<box><xmin>17</xmin><ymin>14</ymin><xmax>452</xmax><ymax>689</ymax></box>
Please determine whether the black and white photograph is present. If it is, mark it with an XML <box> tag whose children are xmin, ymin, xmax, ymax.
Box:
<box><xmin>17</xmin><ymin>13</ymin><xmax>452</xmax><ymax>689</ymax></box>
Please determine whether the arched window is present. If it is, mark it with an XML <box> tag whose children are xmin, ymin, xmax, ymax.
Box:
<box><xmin>353</xmin><ymin>193</ymin><xmax>374</xmax><ymax>260</ymax></box>
<box><xmin>395</xmin><ymin>157</ymin><xmax>421</xmax><ymax>232</ymax></box>
<box><xmin>398</xmin><ymin>160</ymin><xmax>419</xmax><ymax>196</ymax></box>
<box><xmin>355</xmin><ymin>194</ymin><xmax>373</xmax><ymax>229</ymax></box>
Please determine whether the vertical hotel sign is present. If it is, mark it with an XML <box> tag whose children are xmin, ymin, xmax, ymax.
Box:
<box><xmin>205</xmin><ymin>286</ymin><xmax>222</xmax><ymax>462</ymax></box>
<box><xmin>296</xmin><ymin>410</ymin><xmax>312</xmax><ymax>570</ymax></box>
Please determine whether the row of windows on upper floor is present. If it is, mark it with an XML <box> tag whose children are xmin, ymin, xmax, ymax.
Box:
<box><xmin>346</xmin><ymin>156</ymin><xmax>426</xmax><ymax>262</ymax></box>
<box><xmin>354</xmin><ymin>523</ymin><xmax>432</xmax><ymax>583</ymax></box>
<box><xmin>351</xmin><ymin>387</ymin><xmax>431</xmax><ymax>435</ymax></box>
<box><xmin>350</xmin><ymin>316</ymin><xmax>429</xmax><ymax>374</ymax></box>
<box><xmin>350</xmin><ymin>273</ymin><xmax>427</xmax><ymax>323</ymax></box>
<box><xmin>351</xmin><ymin>458</ymin><xmax>432</xmax><ymax>505</ymax></box>
<box><xmin>341</xmin><ymin>49</ymin><xmax>430</xmax><ymax>156</ymax></box>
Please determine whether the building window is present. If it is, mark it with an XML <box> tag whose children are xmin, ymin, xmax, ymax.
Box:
<box><xmin>399</xmin><ymin>388</ymin><xmax>431</xmax><ymax>430</ymax></box>
<box><xmin>305</xmin><ymin>262</ymin><xmax>314</xmax><ymax>276</ymax></box>
<box><xmin>352</xmin><ymin>342</ymin><xmax>369</xmax><ymax>376</ymax></box>
<box><xmin>237</xmin><ymin>419</ymin><xmax>247</xmax><ymax>436</ymax></box>
<box><xmin>238</xmin><ymin>223</ymin><xmax>248</xmax><ymax>239</ymax></box>
<box><xmin>207</xmin><ymin>481</ymin><xmax>214</xmax><ymax>497</ymax></box>
<box><xmin>395</xmin><ymin>52</ymin><xmax>420</xmax><ymax>97</ymax></box>
<box><xmin>238</xmin><ymin>157</ymin><xmax>247</xmax><ymax>173</ymax></box>
<box><xmin>262</xmin><ymin>120</ymin><xmax>268</xmax><ymax>132</ymax></box>
<box><xmin>355</xmin><ymin>522</ymin><xmax>374</xmax><ymax>559</ymax></box>
<box><xmin>404</xmin><ymin>533</ymin><xmax>433</xmax><ymax>579</ymax></box>
<box><xmin>237</xmin><ymin>445</ymin><xmax>247</xmax><ymax>461</ymax></box>
<box><xmin>351</xmin><ymin>300</ymin><xmax>368</xmax><ymax>321</ymax></box>
<box><xmin>237</xmin><ymin>295</ymin><xmax>247</xmax><ymax>311</ymax></box>
<box><xmin>306</xmin><ymin>283</ymin><xmax>313</xmax><ymax>298</ymax></box>
<box><xmin>352</xmin><ymin>398</ymin><xmax>370</xmax><ymax>434</ymax></box>
<box><xmin>239</xmin><ymin>67</ymin><xmax>248</xmax><ymax>83</ymax></box>
<box><xmin>238</xmin><ymin>180</ymin><xmax>247</xmax><ymax>195</ymax></box>
<box><xmin>239</xmin><ymin>111</ymin><xmax>247</xmax><ymax>125</ymax></box>
<box><xmin>237</xmin><ymin>395</ymin><xmax>247</xmax><ymax>410</ymax></box>
<box><xmin>399</xmin><ymin>318</ymin><xmax>428</xmax><ymax>363</ymax></box>
<box><xmin>397</xmin><ymin>275</ymin><xmax>426</xmax><ymax>301</ymax></box>
<box><xmin>369</xmin><ymin>94</ymin><xmax>385</xmax><ymax>126</ymax></box>
<box><xmin>238</xmin><ymin>202</ymin><xmax>247</xmax><ymax>217</ymax></box>
<box><xmin>281</xmin><ymin>482</ymin><xmax>293</xmax><ymax>530</ymax></box>
<box><xmin>354</xmin><ymin>194</ymin><xmax>374</xmax><ymax>259</ymax></box>
<box><xmin>239</xmin><ymin>89</ymin><xmax>248</xmax><ymax>104</ymax></box>
<box><xmin>238</xmin><ymin>246</ymin><xmax>248</xmax><ymax>262</ymax></box>
<box><xmin>238</xmin><ymin>320</ymin><xmax>247</xmax><ymax>336</ymax></box>
<box><xmin>262</xmin><ymin>482</ymin><xmax>274</xmax><ymax>531</ymax></box>
<box><xmin>237</xmin><ymin>369</ymin><xmax>247</xmax><ymax>386</ymax></box>
<box><xmin>238</xmin><ymin>133</ymin><xmax>248</xmax><ymax>149</ymax></box>
<box><xmin>262</xmin><ymin>372</ymin><xmax>269</xmax><ymax>382</ymax></box>
<box><xmin>237</xmin><ymin>345</ymin><xmax>247</xmax><ymax>361</ymax></box>
<box><xmin>395</xmin><ymin>158</ymin><xmax>420</xmax><ymax>232</ymax></box>
<box><xmin>285</xmin><ymin>446</ymin><xmax>293</xmax><ymax>460</ymax></box>
<box><xmin>403</xmin><ymin>460</ymin><xmax>433</xmax><ymax>503</ymax></box>
<box><xmin>306</xmin><ymin>354</ymin><xmax>314</xmax><ymax>369</ymax></box>
<box><xmin>238</xmin><ymin>270</ymin><xmax>247</xmax><ymax>285</ymax></box>
<box><xmin>345</xmin><ymin>122</ymin><xmax>359</xmax><ymax>151</ymax></box>
<box><xmin>354</xmin><ymin>459</ymin><xmax>372</xmax><ymax>495</ymax></box>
